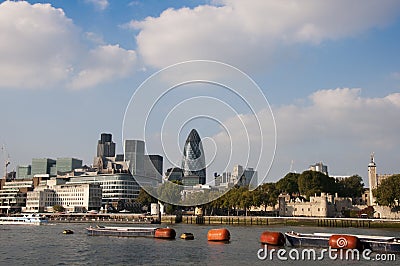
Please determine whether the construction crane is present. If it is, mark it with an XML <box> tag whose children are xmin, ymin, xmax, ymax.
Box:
<box><xmin>1</xmin><ymin>144</ymin><xmax>10</xmax><ymax>179</ymax></box>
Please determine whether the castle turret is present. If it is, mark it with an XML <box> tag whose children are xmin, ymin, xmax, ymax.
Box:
<box><xmin>368</xmin><ymin>153</ymin><xmax>377</xmax><ymax>206</ymax></box>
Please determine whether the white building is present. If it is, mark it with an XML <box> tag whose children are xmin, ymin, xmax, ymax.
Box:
<box><xmin>25</xmin><ymin>182</ymin><xmax>102</xmax><ymax>213</ymax></box>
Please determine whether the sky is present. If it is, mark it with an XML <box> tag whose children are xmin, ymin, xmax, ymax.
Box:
<box><xmin>1</xmin><ymin>0</ymin><xmax>400</xmax><ymax>187</ymax></box>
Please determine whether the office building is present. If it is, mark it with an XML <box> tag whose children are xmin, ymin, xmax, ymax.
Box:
<box><xmin>165</xmin><ymin>167</ymin><xmax>183</xmax><ymax>182</ymax></box>
<box><xmin>144</xmin><ymin>155</ymin><xmax>163</xmax><ymax>183</ymax></box>
<box><xmin>181</xmin><ymin>129</ymin><xmax>206</xmax><ymax>185</ymax></box>
<box><xmin>309</xmin><ymin>162</ymin><xmax>329</xmax><ymax>176</ymax></box>
<box><xmin>67</xmin><ymin>173</ymin><xmax>140</xmax><ymax>206</ymax></box>
<box><xmin>25</xmin><ymin>182</ymin><xmax>102</xmax><ymax>213</ymax></box>
<box><xmin>56</xmin><ymin>158</ymin><xmax>83</xmax><ymax>174</ymax></box>
<box><xmin>16</xmin><ymin>165</ymin><xmax>31</xmax><ymax>179</ymax></box>
<box><xmin>124</xmin><ymin>140</ymin><xmax>145</xmax><ymax>176</ymax></box>
<box><xmin>31</xmin><ymin>158</ymin><xmax>56</xmax><ymax>176</ymax></box>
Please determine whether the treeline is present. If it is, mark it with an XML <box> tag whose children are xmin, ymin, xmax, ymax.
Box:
<box><xmin>136</xmin><ymin>171</ymin><xmax>366</xmax><ymax>214</ymax></box>
<box><xmin>373</xmin><ymin>174</ymin><xmax>400</xmax><ymax>207</ymax></box>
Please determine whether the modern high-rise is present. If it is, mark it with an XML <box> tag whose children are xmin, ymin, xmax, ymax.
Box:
<box><xmin>144</xmin><ymin>155</ymin><xmax>163</xmax><ymax>182</ymax></box>
<box><xmin>56</xmin><ymin>158</ymin><xmax>83</xmax><ymax>174</ymax></box>
<box><xmin>31</xmin><ymin>158</ymin><xmax>56</xmax><ymax>176</ymax></box>
<box><xmin>181</xmin><ymin>129</ymin><xmax>206</xmax><ymax>185</ymax></box>
<box><xmin>97</xmin><ymin>133</ymin><xmax>116</xmax><ymax>158</ymax></box>
<box><xmin>124</xmin><ymin>140</ymin><xmax>145</xmax><ymax>176</ymax></box>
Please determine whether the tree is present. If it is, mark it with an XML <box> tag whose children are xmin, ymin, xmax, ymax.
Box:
<box><xmin>276</xmin><ymin>173</ymin><xmax>300</xmax><ymax>195</ymax></box>
<box><xmin>298</xmin><ymin>170</ymin><xmax>338</xmax><ymax>198</ymax></box>
<box><xmin>53</xmin><ymin>205</ymin><xmax>65</xmax><ymax>213</ymax></box>
<box><xmin>337</xmin><ymin>175</ymin><xmax>364</xmax><ymax>198</ymax></box>
<box><xmin>257</xmin><ymin>183</ymin><xmax>279</xmax><ymax>211</ymax></box>
<box><xmin>135</xmin><ymin>188</ymin><xmax>157</xmax><ymax>210</ymax></box>
<box><xmin>156</xmin><ymin>181</ymin><xmax>183</xmax><ymax>205</ymax></box>
<box><xmin>374</xmin><ymin>174</ymin><xmax>400</xmax><ymax>207</ymax></box>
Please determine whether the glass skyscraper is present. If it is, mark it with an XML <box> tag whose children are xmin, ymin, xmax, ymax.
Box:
<box><xmin>181</xmin><ymin>129</ymin><xmax>206</xmax><ymax>185</ymax></box>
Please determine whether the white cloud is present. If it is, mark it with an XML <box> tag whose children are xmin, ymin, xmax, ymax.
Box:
<box><xmin>130</xmin><ymin>0</ymin><xmax>400</xmax><ymax>68</ymax></box>
<box><xmin>0</xmin><ymin>1</ymin><xmax>80</xmax><ymax>89</ymax></box>
<box><xmin>210</xmin><ymin>88</ymin><xmax>400</xmax><ymax>180</ymax></box>
<box><xmin>0</xmin><ymin>1</ymin><xmax>137</xmax><ymax>90</ymax></box>
<box><xmin>85</xmin><ymin>0</ymin><xmax>109</xmax><ymax>11</ymax></box>
<box><xmin>70</xmin><ymin>44</ymin><xmax>137</xmax><ymax>89</ymax></box>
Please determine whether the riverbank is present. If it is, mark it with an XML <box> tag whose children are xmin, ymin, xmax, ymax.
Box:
<box><xmin>174</xmin><ymin>215</ymin><xmax>400</xmax><ymax>228</ymax></box>
<box><xmin>44</xmin><ymin>213</ymin><xmax>400</xmax><ymax>228</ymax></box>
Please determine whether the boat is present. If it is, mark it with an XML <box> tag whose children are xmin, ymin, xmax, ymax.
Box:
<box><xmin>285</xmin><ymin>231</ymin><xmax>400</xmax><ymax>253</ymax></box>
<box><xmin>180</xmin><ymin>232</ymin><xmax>194</xmax><ymax>240</ymax></box>
<box><xmin>0</xmin><ymin>214</ymin><xmax>48</xmax><ymax>225</ymax></box>
<box><xmin>63</xmin><ymin>229</ymin><xmax>74</xmax><ymax>234</ymax></box>
<box><xmin>86</xmin><ymin>225</ymin><xmax>175</xmax><ymax>239</ymax></box>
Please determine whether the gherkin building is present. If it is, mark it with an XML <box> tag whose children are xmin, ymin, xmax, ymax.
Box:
<box><xmin>181</xmin><ymin>129</ymin><xmax>206</xmax><ymax>185</ymax></box>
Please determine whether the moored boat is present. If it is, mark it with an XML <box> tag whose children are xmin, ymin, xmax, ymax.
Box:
<box><xmin>285</xmin><ymin>231</ymin><xmax>400</xmax><ymax>253</ymax></box>
<box><xmin>0</xmin><ymin>214</ymin><xmax>48</xmax><ymax>225</ymax></box>
<box><xmin>86</xmin><ymin>225</ymin><xmax>158</xmax><ymax>237</ymax></box>
<box><xmin>86</xmin><ymin>225</ymin><xmax>176</xmax><ymax>239</ymax></box>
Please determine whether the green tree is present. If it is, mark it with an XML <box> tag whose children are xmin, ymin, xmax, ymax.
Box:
<box><xmin>157</xmin><ymin>180</ymin><xmax>183</xmax><ymax>205</ymax></box>
<box><xmin>298</xmin><ymin>170</ymin><xmax>338</xmax><ymax>198</ymax></box>
<box><xmin>135</xmin><ymin>188</ymin><xmax>157</xmax><ymax>210</ymax></box>
<box><xmin>337</xmin><ymin>175</ymin><xmax>364</xmax><ymax>198</ymax></box>
<box><xmin>374</xmin><ymin>174</ymin><xmax>400</xmax><ymax>207</ymax></box>
<box><xmin>276</xmin><ymin>173</ymin><xmax>300</xmax><ymax>195</ymax></box>
<box><xmin>257</xmin><ymin>183</ymin><xmax>279</xmax><ymax>211</ymax></box>
<box><xmin>53</xmin><ymin>204</ymin><xmax>65</xmax><ymax>213</ymax></box>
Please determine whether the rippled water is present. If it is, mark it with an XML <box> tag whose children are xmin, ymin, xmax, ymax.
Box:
<box><xmin>0</xmin><ymin>222</ymin><xmax>399</xmax><ymax>265</ymax></box>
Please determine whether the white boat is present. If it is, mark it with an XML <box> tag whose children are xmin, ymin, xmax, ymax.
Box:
<box><xmin>0</xmin><ymin>214</ymin><xmax>48</xmax><ymax>225</ymax></box>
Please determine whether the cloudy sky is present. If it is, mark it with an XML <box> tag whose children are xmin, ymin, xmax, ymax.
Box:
<box><xmin>1</xmin><ymin>0</ymin><xmax>400</xmax><ymax>186</ymax></box>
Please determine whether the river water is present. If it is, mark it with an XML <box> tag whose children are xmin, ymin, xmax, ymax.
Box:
<box><xmin>0</xmin><ymin>222</ymin><xmax>399</xmax><ymax>265</ymax></box>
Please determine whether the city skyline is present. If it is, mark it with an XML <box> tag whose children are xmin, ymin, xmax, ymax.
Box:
<box><xmin>1</xmin><ymin>1</ymin><xmax>400</xmax><ymax>186</ymax></box>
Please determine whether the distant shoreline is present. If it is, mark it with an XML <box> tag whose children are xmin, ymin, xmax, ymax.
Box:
<box><xmin>45</xmin><ymin>213</ymin><xmax>400</xmax><ymax>228</ymax></box>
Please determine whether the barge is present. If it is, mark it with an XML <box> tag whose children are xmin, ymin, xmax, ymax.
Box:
<box><xmin>285</xmin><ymin>231</ymin><xmax>400</xmax><ymax>253</ymax></box>
<box><xmin>86</xmin><ymin>225</ymin><xmax>175</xmax><ymax>239</ymax></box>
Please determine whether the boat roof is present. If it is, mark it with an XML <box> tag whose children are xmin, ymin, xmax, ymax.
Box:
<box><xmin>291</xmin><ymin>232</ymin><xmax>397</xmax><ymax>241</ymax></box>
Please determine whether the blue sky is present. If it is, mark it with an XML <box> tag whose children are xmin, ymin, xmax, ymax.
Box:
<box><xmin>1</xmin><ymin>0</ymin><xmax>400</xmax><ymax>186</ymax></box>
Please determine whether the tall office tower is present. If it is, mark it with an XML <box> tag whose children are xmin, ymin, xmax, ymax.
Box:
<box><xmin>181</xmin><ymin>129</ymin><xmax>206</xmax><ymax>185</ymax></box>
<box><xmin>144</xmin><ymin>155</ymin><xmax>163</xmax><ymax>182</ymax></box>
<box><xmin>368</xmin><ymin>153</ymin><xmax>377</xmax><ymax>206</ymax></box>
<box><xmin>241</xmin><ymin>168</ymin><xmax>258</xmax><ymax>187</ymax></box>
<box><xmin>124</xmin><ymin>140</ymin><xmax>145</xmax><ymax>176</ymax></box>
<box><xmin>97</xmin><ymin>133</ymin><xmax>116</xmax><ymax>158</ymax></box>
<box><xmin>231</xmin><ymin>164</ymin><xmax>244</xmax><ymax>184</ymax></box>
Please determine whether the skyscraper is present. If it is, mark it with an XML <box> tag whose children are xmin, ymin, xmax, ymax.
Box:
<box><xmin>97</xmin><ymin>133</ymin><xmax>116</xmax><ymax>158</ymax></box>
<box><xmin>124</xmin><ymin>140</ymin><xmax>145</xmax><ymax>176</ymax></box>
<box><xmin>181</xmin><ymin>129</ymin><xmax>206</xmax><ymax>185</ymax></box>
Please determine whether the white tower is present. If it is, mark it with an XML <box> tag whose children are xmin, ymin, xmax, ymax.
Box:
<box><xmin>368</xmin><ymin>153</ymin><xmax>377</xmax><ymax>206</ymax></box>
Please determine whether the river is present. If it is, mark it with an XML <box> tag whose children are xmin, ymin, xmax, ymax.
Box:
<box><xmin>0</xmin><ymin>222</ymin><xmax>399</xmax><ymax>265</ymax></box>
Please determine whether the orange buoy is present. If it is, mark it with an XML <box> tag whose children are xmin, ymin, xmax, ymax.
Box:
<box><xmin>260</xmin><ymin>231</ymin><xmax>285</xmax><ymax>246</ymax></box>
<box><xmin>329</xmin><ymin>235</ymin><xmax>359</xmax><ymax>249</ymax></box>
<box><xmin>155</xmin><ymin>228</ymin><xmax>176</xmax><ymax>239</ymax></box>
<box><xmin>207</xmin><ymin>228</ymin><xmax>230</xmax><ymax>241</ymax></box>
